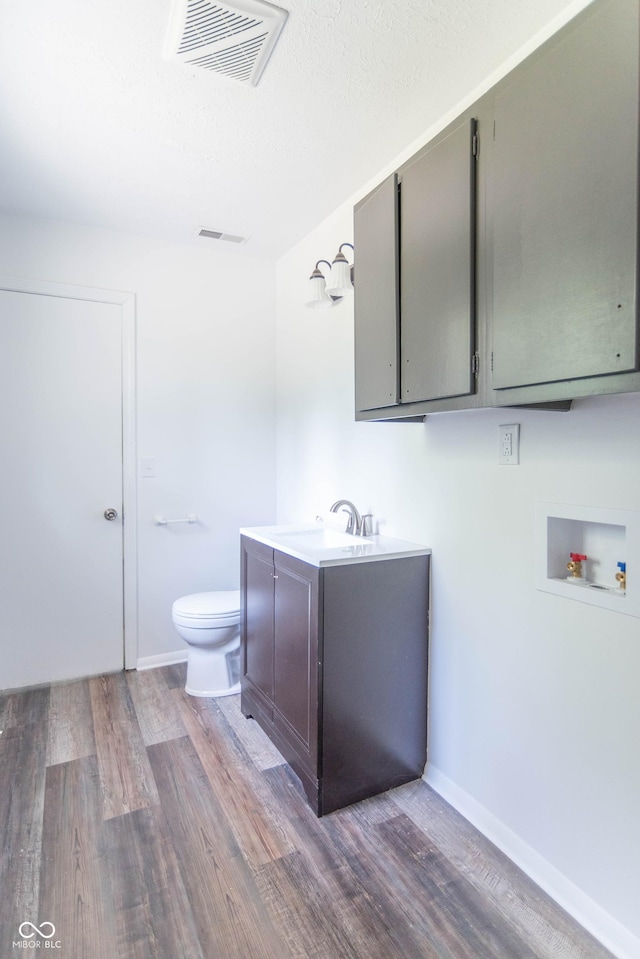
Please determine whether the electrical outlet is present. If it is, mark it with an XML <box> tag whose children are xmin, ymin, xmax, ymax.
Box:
<box><xmin>499</xmin><ymin>424</ymin><xmax>520</xmax><ymax>465</ymax></box>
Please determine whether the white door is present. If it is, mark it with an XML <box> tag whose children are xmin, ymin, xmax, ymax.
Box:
<box><xmin>0</xmin><ymin>287</ymin><xmax>126</xmax><ymax>690</ymax></box>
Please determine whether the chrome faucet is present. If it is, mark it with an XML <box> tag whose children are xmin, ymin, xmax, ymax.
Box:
<box><xmin>329</xmin><ymin>499</ymin><xmax>373</xmax><ymax>537</ymax></box>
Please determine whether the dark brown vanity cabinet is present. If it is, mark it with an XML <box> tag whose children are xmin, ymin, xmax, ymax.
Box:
<box><xmin>355</xmin><ymin>0</ymin><xmax>640</xmax><ymax>420</ymax></box>
<box><xmin>240</xmin><ymin>534</ymin><xmax>430</xmax><ymax>816</ymax></box>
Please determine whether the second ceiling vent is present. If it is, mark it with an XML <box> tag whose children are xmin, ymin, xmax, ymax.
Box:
<box><xmin>165</xmin><ymin>0</ymin><xmax>288</xmax><ymax>86</ymax></box>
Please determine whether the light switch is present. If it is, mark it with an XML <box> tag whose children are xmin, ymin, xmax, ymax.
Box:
<box><xmin>141</xmin><ymin>457</ymin><xmax>156</xmax><ymax>478</ymax></box>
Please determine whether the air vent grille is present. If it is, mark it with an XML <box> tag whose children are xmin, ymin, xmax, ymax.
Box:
<box><xmin>166</xmin><ymin>0</ymin><xmax>288</xmax><ymax>86</ymax></box>
<box><xmin>178</xmin><ymin>4</ymin><xmax>260</xmax><ymax>54</ymax></box>
<box><xmin>197</xmin><ymin>227</ymin><xmax>248</xmax><ymax>244</ymax></box>
<box><xmin>188</xmin><ymin>33</ymin><xmax>269</xmax><ymax>80</ymax></box>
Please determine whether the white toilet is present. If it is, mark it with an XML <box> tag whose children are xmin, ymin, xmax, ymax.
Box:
<box><xmin>171</xmin><ymin>590</ymin><xmax>241</xmax><ymax>697</ymax></box>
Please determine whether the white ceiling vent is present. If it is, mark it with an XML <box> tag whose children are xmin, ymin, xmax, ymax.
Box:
<box><xmin>165</xmin><ymin>0</ymin><xmax>288</xmax><ymax>86</ymax></box>
<box><xmin>196</xmin><ymin>227</ymin><xmax>248</xmax><ymax>244</ymax></box>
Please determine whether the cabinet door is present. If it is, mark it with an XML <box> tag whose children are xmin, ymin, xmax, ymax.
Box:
<box><xmin>490</xmin><ymin>0</ymin><xmax>639</xmax><ymax>390</ymax></box>
<box><xmin>241</xmin><ymin>536</ymin><xmax>274</xmax><ymax>710</ymax></box>
<box><xmin>354</xmin><ymin>174</ymin><xmax>400</xmax><ymax>411</ymax></box>
<box><xmin>400</xmin><ymin>118</ymin><xmax>477</xmax><ymax>403</ymax></box>
<box><xmin>273</xmin><ymin>552</ymin><xmax>319</xmax><ymax>768</ymax></box>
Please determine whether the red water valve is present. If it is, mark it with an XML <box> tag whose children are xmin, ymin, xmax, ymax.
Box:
<box><xmin>567</xmin><ymin>552</ymin><xmax>587</xmax><ymax>579</ymax></box>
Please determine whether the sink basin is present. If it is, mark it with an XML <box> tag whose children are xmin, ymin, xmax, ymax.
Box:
<box><xmin>274</xmin><ymin>527</ymin><xmax>373</xmax><ymax>550</ymax></box>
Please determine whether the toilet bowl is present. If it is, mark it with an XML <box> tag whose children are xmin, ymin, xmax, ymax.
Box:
<box><xmin>171</xmin><ymin>590</ymin><xmax>241</xmax><ymax>697</ymax></box>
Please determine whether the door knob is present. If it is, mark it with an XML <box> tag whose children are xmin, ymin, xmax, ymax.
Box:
<box><xmin>104</xmin><ymin>508</ymin><xmax>118</xmax><ymax>521</ymax></box>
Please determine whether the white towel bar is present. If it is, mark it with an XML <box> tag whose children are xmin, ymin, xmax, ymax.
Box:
<box><xmin>154</xmin><ymin>513</ymin><xmax>198</xmax><ymax>526</ymax></box>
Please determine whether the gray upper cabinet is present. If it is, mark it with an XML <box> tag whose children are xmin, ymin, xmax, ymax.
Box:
<box><xmin>354</xmin><ymin>0</ymin><xmax>640</xmax><ymax>420</ymax></box>
<box><xmin>354</xmin><ymin>115</ymin><xmax>479</xmax><ymax>419</ymax></box>
<box><xmin>354</xmin><ymin>174</ymin><xmax>399</xmax><ymax>412</ymax></box>
<box><xmin>489</xmin><ymin>0</ymin><xmax>639</xmax><ymax>396</ymax></box>
<box><xmin>401</xmin><ymin>119</ymin><xmax>477</xmax><ymax>404</ymax></box>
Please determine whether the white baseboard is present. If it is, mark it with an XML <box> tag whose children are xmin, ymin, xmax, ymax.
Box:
<box><xmin>424</xmin><ymin>763</ymin><xmax>639</xmax><ymax>959</ymax></box>
<box><xmin>136</xmin><ymin>650</ymin><xmax>187</xmax><ymax>671</ymax></box>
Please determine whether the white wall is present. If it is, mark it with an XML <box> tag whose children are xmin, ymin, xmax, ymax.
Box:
<box><xmin>274</xmin><ymin>12</ymin><xmax>640</xmax><ymax>959</ymax></box>
<box><xmin>0</xmin><ymin>213</ymin><xmax>277</xmax><ymax>661</ymax></box>
<box><xmin>1</xmin><ymin>0</ymin><xmax>638</xmax><ymax>952</ymax></box>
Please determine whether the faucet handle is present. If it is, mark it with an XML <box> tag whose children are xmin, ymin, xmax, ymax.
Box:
<box><xmin>360</xmin><ymin>514</ymin><xmax>373</xmax><ymax>537</ymax></box>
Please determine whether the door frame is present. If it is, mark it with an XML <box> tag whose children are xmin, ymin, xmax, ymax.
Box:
<box><xmin>0</xmin><ymin>275</ymin><xmax>138</xmax><ymax>669</ymax></box>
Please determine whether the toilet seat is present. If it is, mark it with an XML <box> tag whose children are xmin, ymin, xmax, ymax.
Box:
<box><xmin>172</xmin><ymin>590</ymin><xmax>240</xmax><ymax>628</ymax></box>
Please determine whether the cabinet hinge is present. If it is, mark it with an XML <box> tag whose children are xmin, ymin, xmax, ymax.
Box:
<box><xmin>471</xmin><ymin>351</ymin><xmax>480</xmax><ymax>377</ymax></box>
<box><xmin>491</xmin><ymin>351</ymin><xmax>494</xmax><ymax>372</ymax></box>
<box><xmin>472</xmin><ymin>131</ymin><xmax>479</xmax><ymax>158</ymax></box>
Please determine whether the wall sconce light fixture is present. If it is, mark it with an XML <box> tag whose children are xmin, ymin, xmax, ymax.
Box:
<box><xmin>306</xmin><ymin>243</ymin><xmax>354</xmax><ymax>309</ymax></box>
<box><xmin>306</xmin><ymin>259</ymin><xmax>334</xmax><ymax>310</ymax></box>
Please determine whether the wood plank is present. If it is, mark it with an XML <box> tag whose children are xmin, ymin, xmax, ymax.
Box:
<box><xmin>103</xmin><ymin>806</ymin><xmax>205</xmax><ymax>959</ymax></box>
<box><xmin>126</xmin><ymin>668</ymin><xmax>186</xmax><ymax>746</ymax></box>
<box><xmin>370</xmin><ymin>812</ymin><xmax>543</xmax><ymax>959</ymax></box>
<box><xmin>174</xmin><ymin>689</ymin><xmax>296</xmax><ymax>867</ymax></box>
<box><xmin>254</xmin><ymin>850</ymin><xmax>371</xmax><ymax>959</ymax></box>
<box><xmin>0</xmin><ymin>685</ymin><xmax>50</xmax><ymax>729</ymax></box>
<box><xmin>217</xmin><ymin>693</ymin><xmax>285</xmax><ymax>771</ymax></box>
<box><xmin>348</xmin><ymin>786</ymin><xmax>402</xmax><ymax>826</ymax></box>
<box><xmin>0</xmin><ymin>722</ymin><xmax>47</xmax><ymax>941</ymax></box>
<box><xmin>89</xmin><ymin>673</ymin><xmax>159</xmax><ymax>820</ymax></box>
<box><xmin>161</xmin><ymin>661</ymin><xmax>188</xmax><ymax>689</ymax></box>
<box><xmin>262</xmin><ymin>763</ymin><xmax>436</xmax><ymax>959</ymax></box>
<box><xmin>391</xmin><ymin>781</ymin><xmax>615</xmax><ymax>959</ymax></box>
<box><xmin>312</xmin><ymin>799</ymin><xmax>545</xmax><ymax>958</ymax></box>
<box><xmin>147</xmin><ymin>735</ymin><xmax>294</xmax><ymax>959</ymax></box>
<box><xmin>47</xmin><ymin>678</ymin><xmax>96</xmax><ymax>766</ymax></box>
<box><xmin>39</xmin><ymin>756</ymin><xmax>114</xmax><ymax>959</ymax></box>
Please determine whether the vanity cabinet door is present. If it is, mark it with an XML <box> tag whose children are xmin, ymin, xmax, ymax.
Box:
<box><xmin>241</xmin><ymin>538</ymin><xmax>320</xmax><ymax>802</ymax></box>
<box><xmin>241</xmin><ymin>536</ymin><xmax>275</xmax><ymax>719</ymax></box>
<box><xmin>273</xmin><ymin>551</ymin><xmax>319</xmax><ymax>772</ymax></box>
<box><xmin>489</xmin><ymin>0</ymin><xmax>639</xmax><ymax>394</ymax></box>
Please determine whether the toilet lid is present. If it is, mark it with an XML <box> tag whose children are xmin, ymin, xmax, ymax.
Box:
<box><xmin>172</xmin><ymin>590</ymin><xmax>241</xmax><ymax>621</ymax></box>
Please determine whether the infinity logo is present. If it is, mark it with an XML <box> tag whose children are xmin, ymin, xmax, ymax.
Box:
<box><xmin>18</xmin><ymin>922</ymin><xmax>56</xmax><ymax>940</ymax></box>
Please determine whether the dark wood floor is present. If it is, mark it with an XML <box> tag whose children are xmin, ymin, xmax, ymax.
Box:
<box><xmin>0</xmin><ymin>665</ymin><xmax>614</xmax><ymax>959</ymax></box>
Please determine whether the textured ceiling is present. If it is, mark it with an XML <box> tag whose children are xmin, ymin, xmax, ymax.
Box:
<box><xmin>0</xmin><ymin>0</ymin><xmax>581</xmax><ymax>259</ymax></box>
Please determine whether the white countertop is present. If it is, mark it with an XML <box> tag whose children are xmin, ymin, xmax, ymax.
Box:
<box><xmin>240</xmin><ymin>524</ymin><xmax>431</xmax><ymax>568</ymax></box>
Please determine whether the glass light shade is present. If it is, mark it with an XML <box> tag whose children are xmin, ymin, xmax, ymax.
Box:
<box><xmin>326</xmin><ymin>253</ymin><xmax>354</xmax><ymax>297</ymax></box>
<box><xmin>306</xmin><ymin>272</ymin><xmax>334</xmax><ymax>309</ymax></box>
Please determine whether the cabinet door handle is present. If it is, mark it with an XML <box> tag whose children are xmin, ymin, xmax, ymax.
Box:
<box><xmin>272</xmin><ymin>574</ymin><xmax>279</xmax><ymax>579</ymax></box>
